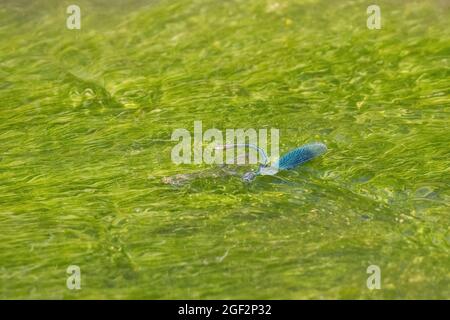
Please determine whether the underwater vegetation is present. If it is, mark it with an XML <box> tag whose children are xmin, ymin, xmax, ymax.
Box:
<box><xmin>0</xmin><ymin>0</ymin><xmax>449</xmax><ymax>299</ymax></box>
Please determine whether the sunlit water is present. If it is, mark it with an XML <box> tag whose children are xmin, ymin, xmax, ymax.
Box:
<box><xmin>0</xmin><ymin>0</ymin><xmax>448</xmax><ymax>299</ymax></box>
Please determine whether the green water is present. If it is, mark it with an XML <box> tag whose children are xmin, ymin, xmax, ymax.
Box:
<box><xmin>0</xmin><ymin>0</ymin><xmax>449</xmax><ymax>299</ymax></box>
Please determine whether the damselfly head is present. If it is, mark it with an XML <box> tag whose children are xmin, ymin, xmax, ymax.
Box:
<box><xmin>242</xmin><ymin>171</ymin><xmax>257</xmax><ymax>183</ymax></box>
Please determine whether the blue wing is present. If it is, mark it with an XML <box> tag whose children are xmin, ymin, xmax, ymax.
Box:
<box><xmin>275</xmin><ymin>142</ymin><xmax>327</xmax><ymax>170</ymax></box>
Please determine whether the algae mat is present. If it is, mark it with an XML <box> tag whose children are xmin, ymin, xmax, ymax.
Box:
<box><xmin>0</xmin><ymin>0</ymin><xmax>449</xmax><ymax>299</ymax></box>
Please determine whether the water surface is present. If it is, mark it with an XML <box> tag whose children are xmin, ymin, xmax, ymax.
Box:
<box><xmin>0</xmin><ymin>0</ymin><xmax>449</xmax><ymax>299</ymax></box>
